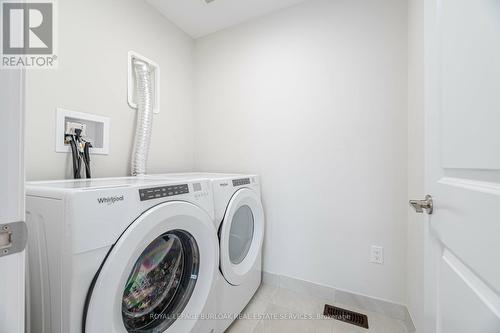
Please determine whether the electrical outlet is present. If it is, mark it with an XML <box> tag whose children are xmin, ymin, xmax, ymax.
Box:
<box><xmin>370</xmin><ymin>246</ymin><xmax>384</xmax><ymax>264</ymax></box>
<box><xmin>65</xmin><ymin>121</ymin><xmax>87</xmax><ymax>137</ymax></box>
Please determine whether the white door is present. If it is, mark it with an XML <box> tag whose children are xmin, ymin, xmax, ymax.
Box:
<box><xmin>0</xmin><ymin>70</ymin><xmax>26</xmax><ymax>332</ymax></box>
<box><xmin>219</xmin><ymin>189</ymin><xmax>264</xmax><ymax>286</ymax></box>
<box><xmin>421</xmin><ymin>0</ymin><xmax>500</xmax><ymax>332</ymax></box>
<box><xmin>85</xmin><ymin>201</ymin><xmax>218</xmax><ymax>333</ymax></box>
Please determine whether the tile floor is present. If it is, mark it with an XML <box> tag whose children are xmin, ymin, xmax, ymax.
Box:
<box><xmin>225</xmin><ymin>284</ymin><xmax>409</xmax><ymax>333</ymax></box>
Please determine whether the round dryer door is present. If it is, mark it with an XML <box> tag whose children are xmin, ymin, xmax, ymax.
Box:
<box><xmin>219</xmin><ymin>188</ymin><xmax>265</xmax><ymax>286</ymax></box>
<box><xmin>84</xmin><ymin>201</ymin><xmax>218</xmax><ymax>333</ymax></box>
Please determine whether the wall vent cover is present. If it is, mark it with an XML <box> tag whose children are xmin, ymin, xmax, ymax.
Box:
<box><xmin>323</xmin><ymin>304</ymin><xmax>369</xmax><ymax>329</ymax></box>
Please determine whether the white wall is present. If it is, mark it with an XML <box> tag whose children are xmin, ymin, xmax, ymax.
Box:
<box><xmin>407</xmin><ymin>0</ymin><xmax>425</xmax><ymax>330</ymax></box>
<box><xmin>25</xmin><ymin>0</ymin><xmax>195</xmax><ymax>180</ymax></box>
<box><xmin>194</xmin><ymin>0</ymin><xmax>408</xmax><ymax>303</ymax></box>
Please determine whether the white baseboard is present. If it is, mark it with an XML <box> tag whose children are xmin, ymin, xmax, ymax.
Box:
<box><xmin>262</xmin><ymin>271</ymin><xmax>416</xmax><ymax>333</ymax></box>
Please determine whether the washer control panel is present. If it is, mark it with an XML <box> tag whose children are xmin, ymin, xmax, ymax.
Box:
<box><xmin>139</xmin><ymin>184</ymin><xmax>189</xmax><ymax>201</ymax></box>
<box><xmin>232</xmin><ymin>178</ymin><xmax>251</xmax><ymax>187</ymax></box>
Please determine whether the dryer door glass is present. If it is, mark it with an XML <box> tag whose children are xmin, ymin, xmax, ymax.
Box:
<box><xmin>121</xmin><ymin>230</ymin><xmax>199</xmax><ymax>332</ymax></box>
<box><xmin>229</xmin><ymin>205</ymin><xmax>255</xmax><ymax>265</ymax></box>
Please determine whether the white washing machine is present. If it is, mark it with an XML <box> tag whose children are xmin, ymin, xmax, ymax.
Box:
<box><xmin>25</xmin><ymin>177</ymin><xmax>219</xmax><ymax>333</ymax></box>
<box><xmin>145</xmin><ymin>173</ymin><xmax>265</xmax><ymax>333</ymax></box>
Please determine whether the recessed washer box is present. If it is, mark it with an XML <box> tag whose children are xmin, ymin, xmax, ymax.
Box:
<box><xmin>55</xmin><ymin>108</ymin><xmax>110</xmax><ymax>155</ymax></box>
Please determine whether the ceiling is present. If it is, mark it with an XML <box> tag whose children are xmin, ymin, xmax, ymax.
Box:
<box><xmin>145</xmin><ymin>0</ymin><xmax>311</xmax><ymax>38</ymax></box>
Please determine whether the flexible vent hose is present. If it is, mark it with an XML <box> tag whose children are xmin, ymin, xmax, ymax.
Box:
<box><xmin>131</xmin><ymin>59</ymin><xmax>154</xmax><ymax>176</ymax></box>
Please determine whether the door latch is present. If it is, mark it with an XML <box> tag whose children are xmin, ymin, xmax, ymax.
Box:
<box><xmin>0</xmin><ymin>222</ymin><xmax>27</xmax><ymax>258</ymax></box>
<box><xmin>409</xmin><ymin>195</ymin><xmax>434</xmax><ymax>214</ymax></box>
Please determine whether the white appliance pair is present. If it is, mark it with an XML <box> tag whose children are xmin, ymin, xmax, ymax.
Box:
<box><xmin>147</xmin><ymin>173</ymin><xmax>265</xmax><ymax>333</ymax></box>
<box><xmin>25</xmin><ymin>173</ymin><xmax>264</xmax><ymax>333</ymax></box>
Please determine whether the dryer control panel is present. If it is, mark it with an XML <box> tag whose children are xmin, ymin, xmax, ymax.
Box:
<box><xmin>232</xmin><ymin>178</ymin><xmax>251</xmax><ymax>187</ymax></box>
<box><xmin>139</xmin><ymin>184</ymin><xmax>189</xmax><ymax>201</ymax></box>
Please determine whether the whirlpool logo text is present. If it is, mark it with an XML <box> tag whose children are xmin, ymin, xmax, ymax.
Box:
<box><xmin>97</xmin><ymin>196</ymin><xmax>124</xmax><ymax>205</ymax></box>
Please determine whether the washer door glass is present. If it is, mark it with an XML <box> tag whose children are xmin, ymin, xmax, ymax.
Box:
<box><xmin>122</xmin><ymin>230</ymin><xmax>199</xmax><ymax>332</ymax></box>
<box><xmin>228</xmin><ymin>205</ymin><xmax>255</xmax><ymax>265</ymax></box>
